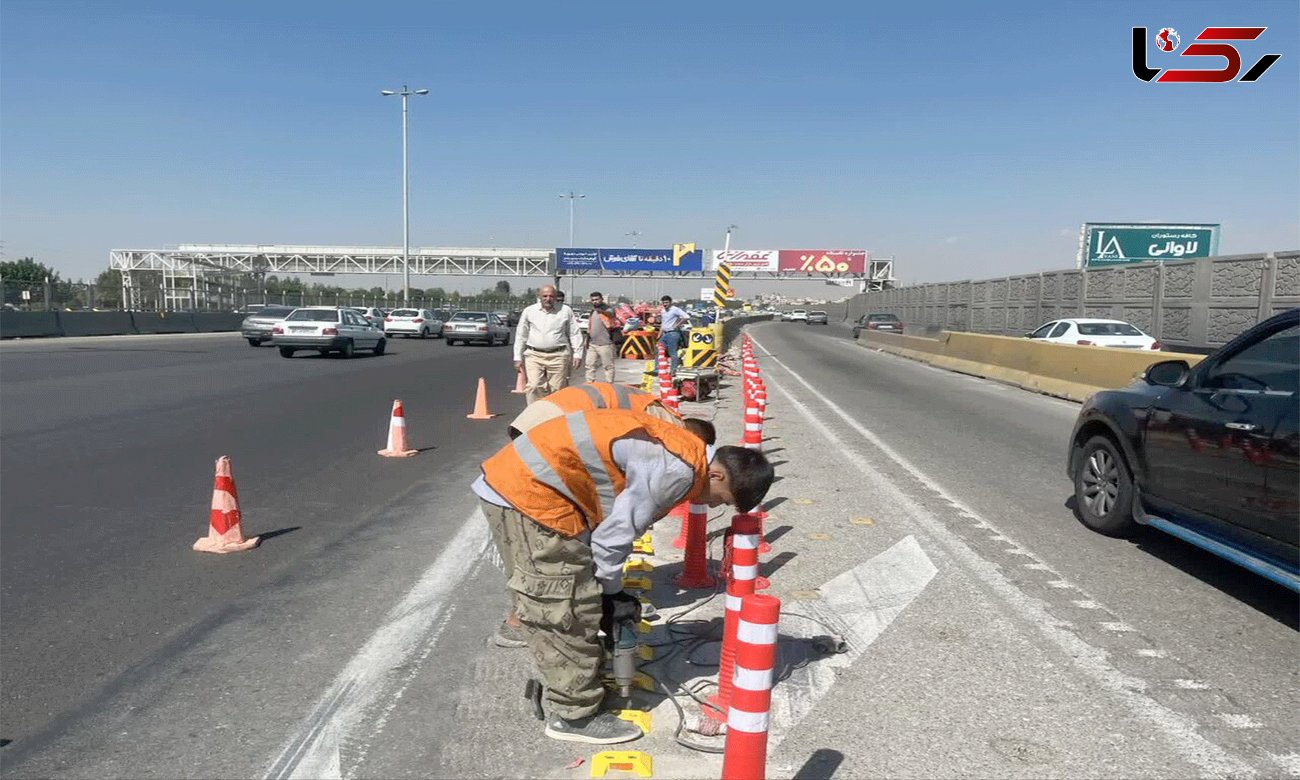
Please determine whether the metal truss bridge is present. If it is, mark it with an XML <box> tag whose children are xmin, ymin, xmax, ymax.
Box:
<box><xmin>110</xmin><ymin>244</ymin><xmax>895</xmax><ymax>309</ymax></box>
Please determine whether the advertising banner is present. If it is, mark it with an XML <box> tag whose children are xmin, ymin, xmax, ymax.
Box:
<box><xmin>555</xmin><ymin>247</ymin><xmax>704</xmax><ymax>272</ymax></box>
<box><xmin>700</xmin><ymin>286</ymin><xmax>715</xmax><ymax>302</ymax></box>
<box><xmin>777</xmin><ymin>250</ymin><xmax>868</xmax><ymax>274</ymax></box>
<box><xmin>1079</xmin><ymin>223</ymin><xmax>1220</xmax><ymax>267</ymax></box>
<box><xmin>711</xmin><ymin>249</ymin><xmax>779</xmax><ymax>272</ymax></box>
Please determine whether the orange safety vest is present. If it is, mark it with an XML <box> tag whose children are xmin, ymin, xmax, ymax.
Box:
<box><xmin>545</xmin><ymin>382</ymin><xmax>670</xmax><ymax>416</ymax></box>
<box><xmin>481</xmin><ymin>409</ymin><xmax>709</xmax><ymax>538</ymax></box>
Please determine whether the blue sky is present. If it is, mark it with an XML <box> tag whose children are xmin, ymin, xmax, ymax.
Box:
<box><xmin>2</xmin><ymin>0</ymin><xmax>1297</xmax><ymax>295</ymax></box>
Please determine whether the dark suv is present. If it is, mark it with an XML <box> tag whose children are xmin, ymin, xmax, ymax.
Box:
<box><xmin>1066</xmin><ymin>308</ymin><xmax>1298</xmax><ymax>592</ymax></box>
<box><xmin>853</xmin><ymin>313</ymin><xmax>903</xmax><ymax>338</ymax></box>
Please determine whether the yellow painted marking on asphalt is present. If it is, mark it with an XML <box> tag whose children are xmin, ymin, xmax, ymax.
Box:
<box><xmin>794</xmin><ymin>498</ymin><xmax>815</xmax><ymax>505</ymax></box>
<box><xmin>807</xmin><ymin>532</ymin><xmax>832</xmax><ymax>541</ymax></box>
<box><xmin>790</xmin><ymin>590</ymin><xmax>822</xmax><ymax>601</ymax></box>
<box><xmin>850</xmin><ymin>516</ymin><xmax>875</xmax><ymax>526</ymax></box>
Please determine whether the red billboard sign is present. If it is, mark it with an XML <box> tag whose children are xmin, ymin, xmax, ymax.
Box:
<box><xmin>777</xmin><ymin>250</ymin><xmax>867</xmax><ymax>274</ymax></box>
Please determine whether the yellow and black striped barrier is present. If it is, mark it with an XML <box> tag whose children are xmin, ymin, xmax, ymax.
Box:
<box><xmin>681</xmin><ymin>326</ymin><xmax>718</xmax><ymax>368</ymax></box>
<box><xmin>620</xmin><ymin>329</ymin><xmax>657</xmax><ymax>359</ymax></box>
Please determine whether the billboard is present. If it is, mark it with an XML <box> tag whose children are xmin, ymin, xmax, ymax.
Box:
<box><xmin>712</xmin><ymin>249</ymin><xmax>779</xmax><ymax>272</ymax></box>
<box><xmin>1080</xmin><ymin>223</ymin><xmax>1220</xmax><ymax>268</ymax></box>
<box><xmin>555</xmin><ymin>247</ymin><xmax>704</xmax><ymax>272</ymax></box>
<box><xmin>777</xmin><ymin>250</ymin><xmax>868</xmax><ymax>274</ymax></box>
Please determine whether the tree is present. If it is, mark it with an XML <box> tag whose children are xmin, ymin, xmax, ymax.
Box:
<box><xmin>95</xmin><ymin>269</ymin><xmax>124</xmax><ymax>309</ymax></box>
<box><xmin>0</xmin><ymin>257</ymin><xmax>60</xmax><ymax>283</ymax></box>
<box><xmin>495</xmin><ymin>279</ymin><xmax>511</xmax><ymax>296</ymax></box>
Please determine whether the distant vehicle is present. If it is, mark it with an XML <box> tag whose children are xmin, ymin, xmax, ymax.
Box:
<box><xmin>384</xmin><ymin>308</ymin><xmax>443</xmax><ymax>338</ymax></box>
<box><xmin>789</xmin><ymin>309</ymin><xmax>809</xmax><ymax>323</ymax></box>
<box><xmin>1027</xmin><ymin>318</ymin><xmax>1159</xmax><ymax>350</ymax></box>
<box><xmin>352</xmin><ymin>307</ymin><xmax>385</xmax><ymax>326</ymax></box>
<box><xmin>1066</xmin><ymin>308</ymin><xmax>1298</xmax><ymax>592</ymax></box>
<box><xmin>431</xmin><ymin>309</ymin><xmax>452</xmax><ymax>324</ymax></box>
<box><xmin>807</xmin><ymin>311</ymin><xmax>829</xmax><ymax>325</ymax></box>
<box><xmin>272</xmin><ymin>307</ymin><xmax>386</xmax><ymax>358</ymax></box>
<box><xmin>443</xmin><ymin>311</ymin><xmax>511</xmax><ymax>346</ymax></box>
<box><xmin>780</xmin><ymin>311</ymin><xmax>794</xmax><ymax>322</ymax></box>
<box><xmin>240</xmin><ymin>305</ymin><xmax>296</xmax><ymax>346</ymax></box>
<box><xmin>853</xmin><ymin>313</ymin><xmax>904</xmax><ymax>339</ymax></box>
<box><xmin>508</xmin><ymin>310</ymin><xmax>522</xmax><ymax>327</ymax></box>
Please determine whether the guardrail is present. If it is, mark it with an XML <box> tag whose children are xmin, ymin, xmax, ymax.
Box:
<box><xmin>1</xmin><ymin>310</ymin><xmax>245</xmax><ymax>340</ymax></box>
<box><xmin>856</xmin><ymin>329</ymin><xmax>1205</xmax><ymax>403</ymax></box>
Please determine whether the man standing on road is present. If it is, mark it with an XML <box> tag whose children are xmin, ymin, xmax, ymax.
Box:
<box><xmin>658</xmin><ymin>295</ymin><xmax>690</xmax><ymax>375</ymax></box>
<box><xmin>514</xmin><ymin>285</ymin><xmax>583</xmax><ymax>404</ymax></box>
<box><xmin>584</xmin><ymin>291</ymin><xmax>620</xmax><ymax>383</ymax></box>
<box><xmin>473</xmin><ymin>409</ymin><xmax>774</xmax><ymax>744</ymax></box>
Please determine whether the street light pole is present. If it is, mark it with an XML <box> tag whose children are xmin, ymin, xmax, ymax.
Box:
<box><xmin>559</xmin><ymin>191</ymin><xmax>585</xmax><ymax>247</ymax></box>
<box><xmin>382</xmin><ymin>85</ymin><xmax>429</xmax><ymax>307</ymax></box>
<box><xmin>723</xmin><ymin>223</ymin><xmax>738</xmax><ymax>252</ymax></box>
<box><xmin>625</xmin><ymin>230</ymin><xmax>641</xmax><ymax>248</ymax></box>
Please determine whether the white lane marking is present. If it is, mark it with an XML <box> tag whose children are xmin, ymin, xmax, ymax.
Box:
<box><xmin>1217</xmin><ymin>713</ymin><xmax>1262</xmax><ymax>729</ymax></box>
<box><xmin>751</xmin><ymin>333</ymin><xmax>1255</xmax><ymax>778</ymax></box>
<box><xmin>768</xmin><ymin>536</ymin><xmax>936</xmax><ymax>751</ymax></box>
<box><xmin>264</xmin><ymin>510</ymin><xmax>490</xmax><ymax>780</ymax></box>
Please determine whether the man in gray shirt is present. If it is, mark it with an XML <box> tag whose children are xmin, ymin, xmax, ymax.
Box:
<box><xmin>584</xmin><ymin>291</ymin><xmax>620</xmax><ymax>383</ymax></box>
<box><xmin>514</xmin><ymin>285</ymin><xmax>584</xmax><ymax>404</ymax></box>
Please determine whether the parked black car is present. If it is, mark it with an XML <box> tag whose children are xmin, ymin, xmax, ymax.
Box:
<box><xmin>853</xmin><ymin>313</ymin><xmax>903</xmax><ymax>338</ymax></box>
<box><xmin>1066</xmin><ymin>308</ymin><xmax>1298</xmax><ymax>592</ymax></box>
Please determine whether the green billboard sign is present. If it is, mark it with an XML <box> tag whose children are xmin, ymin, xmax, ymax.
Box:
<box><xmin>1079</xmin><ymin>223</ymin><xmax>1220</xmax><ymax>268</ymax></box>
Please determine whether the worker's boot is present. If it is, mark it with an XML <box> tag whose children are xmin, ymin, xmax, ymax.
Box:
<box><xmin>544</xmin><ymin>711</ymin><xmax>642</xmax><ymax>745</ymax></box>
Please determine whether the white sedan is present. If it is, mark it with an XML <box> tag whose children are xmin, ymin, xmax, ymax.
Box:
<box><xmin>384</xmin><ymin>308</ymin><xmax>443</xmax><ymax>338</ymax></box>
<box><xmin>1025</xmin><ymin>318</ymin><xmax>1160</xmax><ymax>350</ymax></box>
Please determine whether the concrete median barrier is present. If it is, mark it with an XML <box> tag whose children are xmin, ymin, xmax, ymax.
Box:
<box><xmin>858</xmin><ymin>330</ymin><xmax>1204</xmax><ymax>402</ymax></box>
<box><xmin>59</xmin><ymin>311</ymin><xmax>137</xmax><ymax>337</ymax></box>
<box><xmin>131</xmin><ymin>311</ymin><xmax>198</xmax><ymax>334</ymax></box>
<box><xmin>0</xmin><ymin>311</ymin><xmax>64</xmax><ymax>339</ymax></box>
<box><xmin>192</xmin><ymin>312</ymin><xmax>244</xmax><ymax>332</ymax></box>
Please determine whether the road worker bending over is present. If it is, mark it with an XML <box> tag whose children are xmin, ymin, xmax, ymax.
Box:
<box><xmin>471</xmin><ymin>409</ymin><xmax>774</xmax><ymax>744</ymax></box>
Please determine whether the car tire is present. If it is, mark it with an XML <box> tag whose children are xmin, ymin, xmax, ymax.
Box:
<box><xmin>279</xmin><ymin>347</ymin><xmax>295</xmax><ymax>358</ymax></box>
<box><xmin>502</xmin><ymin>333</ymin><xmax>511</xmax><ymax>346</ymax></box>
<box><xmin>419</xmin><ymin>329</ymin><xmax>427</xmax><ymax>339</ymax></box>
<box><xmin>1073</xmin><ymin>435</ymin><xmax>1137</xmax><ymax>537</ymax></box>
<box><xmin>339</xmin><ymin>340</ymin><xmax>355</xmax><ymax>359</ymax></box>
<box><xmin>373</xmin><ymin>338</ymin><xmax>386</xmax><ymax>356</ymax></box>
<box><xmin>248</xmin><ymin>338</ymin><xmax>262</xmax><ymax>347</ymax></box>
<box><xmin>445</xmin><ymin>339</ymin><xmax>456</xmax><ymax>346</ymax></box>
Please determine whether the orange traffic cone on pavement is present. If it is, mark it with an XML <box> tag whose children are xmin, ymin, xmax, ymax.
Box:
<box><xmin>510</xmin><ymin>365</ymin><xmax>527</xmax><ymax>394</ymax></box>
<box><xmin>378</xmin><ymin>399</ymin><xmax>419</xmax><ymax>457</ymax></box>
<box><xmin>193</xmin><ymin>456</ymin><xmax>259</xmax><ymax>554</ymax></box>
<box><xmin>467</xmin><ymin>377</ymin><xmax>498</xmax><ymax>420</ymax></box>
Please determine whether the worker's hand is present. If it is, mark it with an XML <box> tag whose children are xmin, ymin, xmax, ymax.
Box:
<box><xmin>600</xmin><ymin>591</ymin><xmax>642</xmax><ymax>637</ymax></box>
<box><xmin>571</xmin><ymin>356</ymin><xmax>582</xmax><ymax>370</ymax></box>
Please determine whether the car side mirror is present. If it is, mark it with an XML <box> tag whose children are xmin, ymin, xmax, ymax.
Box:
<box><xmin>1144</xmin><ymin>359</ymin><xmax>1190</xmax><ymax>387</ymax></box>
<box><xmin>1024</xmin><ymin>332</ymin><xmax>1036</xmax><ymax>338</ymax></box>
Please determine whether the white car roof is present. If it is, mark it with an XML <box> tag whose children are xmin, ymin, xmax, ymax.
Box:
<box><xmin>1054</xmin><ymin>318</ymin><xmax>1133</xmax><ymax>325</ymax></box>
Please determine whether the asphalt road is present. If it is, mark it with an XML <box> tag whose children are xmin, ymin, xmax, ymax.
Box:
<box><xmin>1</xmin><ymin>323</ymin><xmax>1295</xmax><ymax>779</ymax></box>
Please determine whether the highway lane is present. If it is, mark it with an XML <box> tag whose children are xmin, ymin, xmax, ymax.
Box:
<box><xmin>748</xmin><ymin>320</ymin><xmax>1298</xmax><ymax>774</ymax></box>
<box><xmin>0</xmin><ymin>333</ymin><xmax>524</xmax><ymax>775</ymax></box>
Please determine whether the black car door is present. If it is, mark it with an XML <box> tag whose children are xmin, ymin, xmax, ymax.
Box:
<box><xmin>1144</xmin><ymin>321</ymin><xmax>1298</xmax><ymax>539</ymax></box>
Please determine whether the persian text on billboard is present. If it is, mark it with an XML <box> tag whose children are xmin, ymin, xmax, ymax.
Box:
<box><xmin>555</xmin><ymin>248</ymin><xmax>703</xmax><ymax>272</ymax></box>
<box><xmin>555</xmin><ymin>248</ymin><xmax>601</xmax><ymax>270</ymax></box>
<box><xmin>777</xmin><ymin>250</ymin><xmax>867</xmax><ymax>274</ymax></box>
<box><xmin>712</xmin><ymin>249</ymin><xmax>779</xmax><ymax>271</ymax></box>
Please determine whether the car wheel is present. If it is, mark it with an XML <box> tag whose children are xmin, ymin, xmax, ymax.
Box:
<box><xmin>339</xmin><ymin>340</ymin><xmax>355</xmax><ymax>359</ymax></box>
<box><xmin>248</xmin><ymin>338</ymin><xmax>262</xmax><ymax>347</ymax></box>
<box><xmin>445</xmin><ymin>339</ymin><xmax>456</xmax><ymax>346</ymax></box>
<box><xmin>279</xmin><ymin>347</ymin><xmax>295</xmax><ymax>358</ymax></box>
<box><xmin>502</xmin><ymin>333</ymin><xmax>510</xmax><ymax>346</ymax></box>
<box><xmin>1074</xmin><ymin>435</ymin><xmax>1137</xmax><ymax>536</ymax></box>
<box><xmin>373</xmin><ymin>338</ymin><xmax>386</xmax><ymax>356</ymax></box>
<box><xmin>419</xmin><ymin>328</ymin><xmax>427</xmax><ymax>339</ymax></box>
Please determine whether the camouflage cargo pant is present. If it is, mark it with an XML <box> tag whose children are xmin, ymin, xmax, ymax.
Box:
<box><xmin>481</xmin><ymin>500</ymin><xmax>605</xmax><ymax>720</ymax></box>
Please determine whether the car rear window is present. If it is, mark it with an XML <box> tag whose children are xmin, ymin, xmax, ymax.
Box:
<box><xmin>868</xmin><ymin>314</ymin><xmax>900</xmax><ymax>322</ymax></box>
<box><xmin>252</xmin><ymin>307</ymin><xmax>294</xmax><ymax>318</ymax></box>
<box><xmin>1077</xmin><ymin>323</ymin><xmax>1143</xmax><ymax>336</ymax></box>
<box><xmin>391</xmin><ymin>309</ymin><xmax>419</xmax><ymax>317</ymax></box>
<box><xmin>286</xmin><ymin>309</ymin><xmax>340</xmax><ymax>322</ymax></box>
<box><xmin>451</xmin><ymin>312</ymin><xmax>487</xmax><ymax>322</ymax></box>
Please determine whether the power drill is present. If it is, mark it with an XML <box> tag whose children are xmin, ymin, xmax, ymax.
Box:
<box><xmin>611</xmin><ymin>616</ymin><xmax>639</xmax><ymax>697</ymax></box>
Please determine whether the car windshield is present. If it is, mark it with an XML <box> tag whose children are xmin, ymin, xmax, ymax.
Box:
<box><xmin>286</xmin><ymin>309</ymin><xmax>339</xmax><ymax>322</ymax></box>
<box><xmin>450</xmin><ymin>312</ymin><xmax>487</xmax><ymax>322</ymax></box>
<box><xmin>391</xmin><ymin>309</ymin><xmax>419</xmax><ymax>317</ymax></box>
<box><xmin>1077</xmin><ymin>322</ymin><xmax>1143</xmax><ymax>336</ymax></box>
<box><xmin>868</xmin><ymin>314</ymin><xmax>900</xmax><ymax>322</ymax></box>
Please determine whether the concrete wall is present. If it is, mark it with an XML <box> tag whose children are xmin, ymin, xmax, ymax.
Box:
<box><xmin>843</xmin><ymin>251</ymin><xmax>1300</xmax><ymax>349</ymax></box>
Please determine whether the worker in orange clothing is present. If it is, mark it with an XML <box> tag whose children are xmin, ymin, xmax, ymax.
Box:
<box><xmin>472</xmin><ymin>409</ymin><xmax>772</xmax><ymax>744</ymax></box>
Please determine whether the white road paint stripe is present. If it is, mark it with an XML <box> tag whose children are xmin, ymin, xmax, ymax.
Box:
<box><xmin>752</xmin><ymin>333</ymin><xmax>1255</xmax><ymax>778</ymax></box>
<box><xmin>264</xmin><ymin>509</ymin><xmax>490</xmax><ymax>780</ymax></box>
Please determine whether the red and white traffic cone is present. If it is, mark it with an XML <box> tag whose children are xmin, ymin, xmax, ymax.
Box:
<box><xmin>378</xmin><ymin>399</ymin><xmax>418</xmax><ymax>457</ymax></box>
<box><xmin>721</xmin><ymin>594</ymin><xmax>781</xmax><ymax>780</ymax></box>
<box><xmin>510</xmin><ymin>365</ymin><xmax>527</xmax><ymax>394</ymax></box>
<box><xmin>673</xmin><ymin>502</ymin><xmax>715</xmax><ymax>590</ymax></box>
<box><xmin>706</xmin><ymin>513</ymin><xmax>761</xmax><ymax>721</ymax></box>
<box><xmin>193</xmin><ymin>456</ymin><xmax>259</xmax><ymax>554</ymax></box>
<box><xmin>670</xmin><ymin>502</ymin><xmax>690</xmax><ymax>549</ymax></box>
<box><xmin>742</xmin><ymin>405</ymin><xmax>763</xmax><ymax>451</ymax></box>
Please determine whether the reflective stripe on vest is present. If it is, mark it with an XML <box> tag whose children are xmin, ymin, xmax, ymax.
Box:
<box><xmin>511</xmin><ymin>432</ymin><xmax>580</xmax><ymax>507</ymax></box>
<box><xmin>611</xmin><ymin>383</ymin><xmax>633</xmax><ymax>408</ymax></box>
<box><xmin>565</xmin><ymin>412</ymin><xmax>616</xmax><ymax>517</ymax></box>
<box><xmin>576</xmin><ymin>384</ymin><xmax>608</xmax><ymax>408</ymax></box>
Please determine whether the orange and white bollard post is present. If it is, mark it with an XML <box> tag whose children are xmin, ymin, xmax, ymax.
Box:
<box><xmin>672</xmin><ymin>502</ymin><xmax>715</xmax><ymax>589</ymax></box>
<box><xmin>706</xmin><ymin>512</ymin><xmax>761</xmax><ymax>721</ymax></box>
<box><xmin>721</xmin><ymin>594</ymin><xmax>781</xmax><ymax>780</ymax></box>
